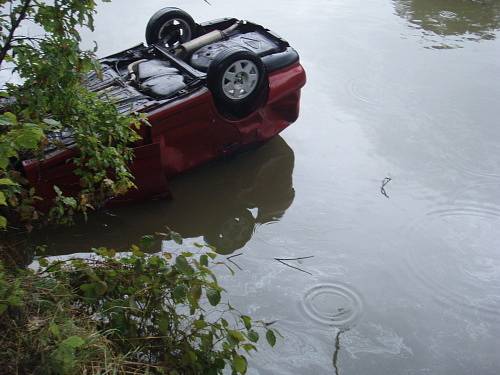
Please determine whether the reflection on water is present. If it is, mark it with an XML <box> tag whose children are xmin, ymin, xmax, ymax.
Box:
<box><xmin>35</xmin><ymin>136</ymin><xmax>294</xmax><ymax>255</ymax></box>
<box><xmin>332</xmin><ymin>329</ymin><xmax>346</xmax><ymax>375</ymax></box>
<box><xmin>394</xmin><ymin>0</ymin><xmax>500</xmax><ymax>48</ymax></box>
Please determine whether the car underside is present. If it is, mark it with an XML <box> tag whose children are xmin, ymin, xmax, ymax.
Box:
<box><xmin>21</xmin><ymin>8</ymin><xmax>307</xmax><ymax>207</ymax></box>
<box><xmin>86</xmin><ymin>17</ymin><xmax>301</xmax><ymax>117</ymax></box>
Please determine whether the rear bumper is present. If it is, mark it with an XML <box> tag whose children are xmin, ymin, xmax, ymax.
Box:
<box><xmin>147</xmin><ymin>62</ymin><xmax>307</xmax><ymax>176</ymax></box>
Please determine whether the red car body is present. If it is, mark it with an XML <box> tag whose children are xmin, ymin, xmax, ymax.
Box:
<box><xmin>21</xmin><ymin>16</ymin><xmax>306</xmax><ymax>207</ymax></box>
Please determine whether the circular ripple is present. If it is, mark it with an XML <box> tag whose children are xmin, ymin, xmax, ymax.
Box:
<box><xmin>301</xmin><ymin>283</ymin><xmax>364</xmax><ymax>328</ymax></box>
<box><xmin>345</xmin><ymin>76</ymin><xmax>384</xmax><ymax>106</ymax></box>
<box><xmin>403</xmin><ymin>195</ymin><xmax>500</xmax><ymax>321</ymax></box>
<box><xmin>440</xmin><ymin>144</ymin><xmax>500</xmax><ymax>180</ymax></box>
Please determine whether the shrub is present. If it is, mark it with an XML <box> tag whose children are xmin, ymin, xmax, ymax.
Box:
<box><xmin>0</xmin><ymin>0</ymin><xmax>142</xmax><ymax>230</ymax></box>
<box><xmin>0</xmin><ymin>235</ymin><xmax>278</xmax><ymax>374</ymax></box>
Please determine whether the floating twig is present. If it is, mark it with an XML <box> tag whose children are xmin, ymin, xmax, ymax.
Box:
<box><xmin>226</xmin><ymin>253</ymin><xmax>243</xmax><ymax>261</ymax></box>
<box><xmin>274</xmin><ymin>256</ymin><xmax>314</xmax><ymax>275</ymax></box>
<box><xmin>274</xmin><ymin>256</ymin><xmax>314</xmax><ymax>261</ymax></box>
<box><xmin>380</xmin><ymin>177</ymin><xmax>392</xmax><ymax>198</ymax></box>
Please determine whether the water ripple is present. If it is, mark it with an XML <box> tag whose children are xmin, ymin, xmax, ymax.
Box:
<box><xmin>440</xmin><ymin>147</ymin><xmax>500</xmax><ymax>180</ymax></box>
<box><xmin>403</xmin><ymin>197</ymin><xmax>500</xmax><ymax>322</ymax></box>
<box><xmin>346</xmin><ymin>77</ymin><xmax>377</xmax><ymax>105</ymax></box>
<box><xmin>301</xmin><ymin>282</ymin><xmax>364</xmax><ymax>328</ymax></box>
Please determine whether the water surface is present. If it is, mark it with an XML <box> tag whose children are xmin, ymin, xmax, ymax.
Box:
<box><xmin>38</xmin><ymin>0</ymin><xmax>500</xmax><ymax>373</ymax></box>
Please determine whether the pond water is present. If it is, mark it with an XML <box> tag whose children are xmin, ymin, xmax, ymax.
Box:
<box><xmin>36</xmin><ymin>0</ymin><xmax>500</xmax><ymax>373</ymax></box>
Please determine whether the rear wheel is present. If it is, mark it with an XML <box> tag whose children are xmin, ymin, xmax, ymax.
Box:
<box><xmin>145</xmin><ymin>7</ymin><xmax>196</xmax><ymax>47</ymax></box>
<box><xmin>207</xmin><ymin>47</ymin><xmax>268</xmax><ymax>119</ymax></box>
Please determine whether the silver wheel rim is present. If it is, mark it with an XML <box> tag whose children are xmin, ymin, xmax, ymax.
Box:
<box><xmin>222</xmin><ymin>60</ymin><xmax>259</xmax><ymax>100</ymax></box>
<box><xmin>158</xmin><ymin>19</ymin><xmax>192</xmax><ymax>47</ymax></box>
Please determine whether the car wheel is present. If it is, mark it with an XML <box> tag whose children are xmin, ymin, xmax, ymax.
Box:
<box><xmin>145</xmin><ymin>7</ymin><xmax>196</xmax><ymax>47</ymax></box>
<box><xmin>207</xmin><ymin>47</ymin><xmax>268</xmax><ymax>119</ymax></box>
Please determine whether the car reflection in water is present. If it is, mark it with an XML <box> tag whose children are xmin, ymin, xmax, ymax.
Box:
<box><xmin>394</xmin><ymin>0</ymin><xmax>500</xmax><ymax>47</ymax></box>
<box><xmin>167</xmin><ymin>136</ymin><xmax>295</xmax><ymax>254</ymax></box>
<box><xmin>36</xmin><ymin>136</ymin><xmax>295</xmax><ymax>256</ymax></box>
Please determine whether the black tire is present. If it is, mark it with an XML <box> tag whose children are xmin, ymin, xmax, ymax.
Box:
<box><xmin>207</xmin><ymin>47</ymin><xmax>268</xmax><ymax>119</ymax></box>
<box><xmin>145</xmin><ymin>7</ymin><xmax>196</xmax><ymax>47</ymax></box>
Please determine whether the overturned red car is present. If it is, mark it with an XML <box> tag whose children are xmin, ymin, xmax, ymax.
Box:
<box><xmin>22</xmin><ymin>7</ymin><xmax>306</xmax><ymax>204</ymax></box>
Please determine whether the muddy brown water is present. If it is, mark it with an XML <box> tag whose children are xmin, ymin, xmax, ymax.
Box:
<box><xmin>34</xmin><ymin>0</ymin><xmax>500</xmax><ymax>373</ymax></box>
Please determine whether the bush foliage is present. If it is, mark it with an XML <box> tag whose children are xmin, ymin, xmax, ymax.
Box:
<box><xmin>0</xmin><ymin>235</ymin><xmax>278</xmax><ymax>374</ymax></box>
<box><xmin>0</xmin><ymin>0</ymin><xmax>142</xmax><ymax>230</ymax></box>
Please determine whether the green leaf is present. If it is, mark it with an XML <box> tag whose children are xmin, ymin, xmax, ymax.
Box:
<box><xmin>79</xmin><ymin>283</ymin><xmax>98</xmax><ymax>298</ymax></box>
<box><xmin>233</xmin><ymin>354</ymin><xmax>247</xmax><ymax>374</ymax></box>
<box><xmin>175</xmin><ymin>255</ymin><xmax>193</xmax><ymax>275</ymax></box>
<box><xmin>194</xmin><ymin>319</ymin><xmax>207</xmax><ymax>329</ymax></box>
<box><xmin>0</xmin><ymin>143</ymin><xmax>16</xmax><ymax>169</ymax></box>
<box><xmin>42</xmin><ymin>118</ymin><xmax>61</xmax><ymax>127</ymax></box>
<box><xmin>200</xmin><ymin>254</ymin><xmax>208</xmax><ymax>267</ymax></box>
<box><xmin>170</xmin><ymin>230</ymin><xmax>183</xmax><ymax>244</ymax></box>
<box><xmin>139</xmin><ymin>235</ymin><xmax>155</xmax><ymax>250</ymax></box>
<box><xmin>38</xmin><ymin>258</ymin><xmax>49</xmax><ymax>268</ymax></box>
<box><xmin>229</xmin><ymin>330</ymin><xmax>246</xmax><ymax>343</ymax></box>
<box><xmin>158</xmin><ymin>316</ymin><xmax>169</xmax><ymax>335</ymax></box>
<box><xmin>62</xmin><ymin>336</ymin><xmax>85</xmax><ymax>348</ymax></box>
<box><xmin>173</xmin><ymin>284</ymin><xmax>188</xmax><ymax>300</ymax></box>
<box><xmin>241</xmin><ymin>315</ymin><xmax>252</xmax><ymax>330</ymax></box>
<box><xmin>0</xmin><ymin>178</ymin><xmax>17</xmax><ymax>186</ymax></box>
<box><xmin>190</xmin><ymin>284</ymin><xmax>202</xmax><ymax>302</ymax></box>
<box><xmin>0</xmin><ymin>112</ymin><xmax>17</xmax><ymax>126</ymax></box>
<box><xmin>206</xmin><ymin>288</ymin><xmax>221</xmax><ymax>306</ymax></box>
<box><xmin>266</xmin><ymin>329</ymin><xmax>277</xmax><ymax>347</ymax></box>
<box><xmin>0</xmin><ymin>216</ymin><xmax>6</xmax><ymax>229</ymax></box>
<box><xmin>248</xmin><ymin>330</ymin><xmax>259</xmax><ymax>343</ymax></box>
<box><xmin>131</xmin><ymin>244</ymin><xmax>144</xmax><ymax>257</ymax></box>
<box><xmin>53</xmin><ymin>185</ymin><xmax>63</xmax><ymax>196</ymax></box>
<box><xmin>94</xmin><ymin>247</ymin><xmax>116</xmax><ymax>258</ymax></box>
<box><xmin>6</xmin><ymin>294</ymin><xmax>22</xmax><ymax>306</ymax></box>
<box><xmin>242</xmin><ymin>343</ymin><xmax>257</xmax><ymax>352</ymax></box>
<box><xmin>49</xmin><ymin>323</ymin><xmax>61</xmax><ymax>337</ymax></box>
<box><xmin>13</xmin><ymin>124</ymin><xmax>44</xmax><ymax>150</ymax></box>
<box><xmin>0</xmin><ymin>191</ymin><xmax>6</xmax><ymax>205</ymax></box>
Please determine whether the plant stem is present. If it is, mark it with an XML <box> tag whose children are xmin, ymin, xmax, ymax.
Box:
<box><xmin>0</xmin><ymin>0</ymin><xmax>32</xmax><ymax>67</ymax></box>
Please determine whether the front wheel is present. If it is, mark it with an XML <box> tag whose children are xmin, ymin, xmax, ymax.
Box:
<box><xmin>207</xmin><ymin>47</ymin><xmax>268</xmax><ymax>119</ymax></box>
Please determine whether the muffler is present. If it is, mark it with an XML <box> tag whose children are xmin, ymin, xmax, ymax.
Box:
<box><xmin>174</xmin><ymin>21</ymin><xmax>241</xmax><ymax>59</ymax></box>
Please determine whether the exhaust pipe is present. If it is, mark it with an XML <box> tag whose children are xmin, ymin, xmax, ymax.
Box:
<box><xmin>174</xmin><ymin>21</ymin><xmax>241</xmax><ymax>59</ymax></box>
